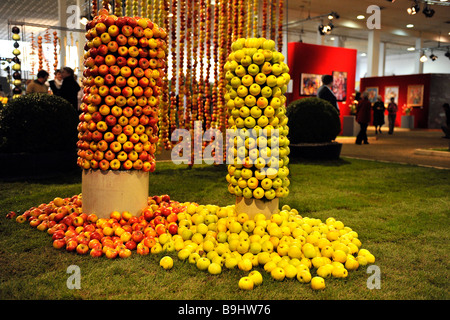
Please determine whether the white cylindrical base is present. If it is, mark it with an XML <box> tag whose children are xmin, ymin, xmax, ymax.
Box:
<box><xmin>82</xmin><ymin>169</ymin><xmax>149</xmax><ymax>219</ymax></box>
<box><xmin>235</xmin><ymin>197</ymin><xmax>279</xmax><ymax>220</ymax></box>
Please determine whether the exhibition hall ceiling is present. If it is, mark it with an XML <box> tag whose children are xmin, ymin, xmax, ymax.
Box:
<box><xmin>0</xmin><ymin>0</ymin><xmax>449</xmax><ymax>56</ymax></box>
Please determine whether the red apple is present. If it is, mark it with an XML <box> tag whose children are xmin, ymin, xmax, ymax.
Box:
<box><xmin>121</xmin><ymin>25</ymin><xmax>133</xmax><ymax>37</ymax></box>
<box><xmin>104</xmin><ymin>74</ymin><xmax>115</xmax><ymax>86</ymax></box>
<box><xmin>128</xmin><ymin>46</ymin><xmax>139</xmax><ymax>58</ymax></box>
<box><xmin>76</xmin><ymin>243</ymin><xmax>89</xmax><ymax>255</ymax></box>
<box><xmin>107</xmin><ymin>40</ymin><xmax>119</xmax><ymax>53</ymax></box>
<box><xmin>116</xmin><ymin>56</ymin><xmax>127</xmax><ymax>67</ymax></box>
<box><xmin>97</xmin><ymin>44</ymin><xmax>108</xmax><ymax>56</ymax></box>
<box><xmin>53</xmin><ymin>239</ymin><xmax>66</xmax><ymax>249</ymax></box>
<box><xmin>127</xmin><ymin>57</ymin><xmax>138</xmax><ymax>68</ymax></box>
<box><xmin>98</xmin><ymin>64</ymin><xmax>109</xmax><ymax>76</ymax></box>
<box><xmin>120</xmin><ymin>66</ymin><xmax>132</xmax><ymax>77</ymax></box>
<box><xmin>118</xmin><ymin>46</ymin><xmax>128</xmax><ymax>57</ymax></box>
<box><xmin>99</xmin><ymin>159</ymin><xmax>110</xmax><ymax>171</ymax></box>
<box><xmin>116</xmin><ymin>34</ymin><xmax>128</xmax><ymax>46</ymax></box>
<box><xmin>109</xmin><ymin>65</ymin><xmax>120</xmax><ymax>76</ymax></box>
<box><xmin>90</xmin><ymin>248</ymin><xmax>103</xmax><ymax>257</ymax></box>
<box><xmin>127</xmin><ymin>36</ymin><xmax>138</xmax><ymax>47</ymax></box>
<box><xmin>115</xmin><ymin>75</ymin><xmax>127</xmax><ymax>87</ymax></box>
<box><xmin>109</xmin><ymin>85</ymin><xmax>122</xmax><ymax>97</ymax></box>
<box><xmin>105</xmin><ymin>54</ymin><xmax>116</xmax><ymax>66</ymax></box>
<box><xmin>66</xmin><ymin>239</ymin><xmax>78</xmax><ymax>252</ymax></box>
<box><xmin>105</xmin><ymin>114</ymin><xmax>117</xmax><ymax>126</ymax></box>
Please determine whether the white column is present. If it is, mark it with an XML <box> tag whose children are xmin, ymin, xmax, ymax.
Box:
<box><xmin>58</xmin><ymin>0</ymin><xmax>67</xmax><ymax>68</ymax></box>
<box><xmin>317</xmin><ymin>28</ymin><xmax>325</xmax><ymax>46</ymax></box>
<box><xmin>333</xmin><ymin>36</ymin><xmax>345</xmax><ymax>48</ymax></box>
<box><xmin>415</xmin><ymin>37</ymin><xmax>424</xmax><ymax>74</ymax></box>
<box><xmin>77</xmin><ymin>0</ymin><xmax>85</xmax><ymax>81</ymax></box>
<box><xmin>378</xmin><ymin>42</ymin><xmax>386</xmax><ymax>76</ymax></box>
<box><xmin>367</xmin><ymin>29</ymin><xmax>380</xmax><ymax>77</ymax></box>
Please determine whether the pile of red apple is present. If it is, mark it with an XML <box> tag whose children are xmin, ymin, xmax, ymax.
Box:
<box><xmin>77</xmin><ymin>9</ymin><xmax>167</xmax><ymax>171</ymax></box>
<box><xmin>14</xmin><ymin>194</ymin><xmax>182</xmax><ymax>258</ymax></box>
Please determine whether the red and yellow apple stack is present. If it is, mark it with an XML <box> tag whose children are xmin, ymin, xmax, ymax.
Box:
<box><xmin>77</xmin><ymin>9</ymin><xmax>167</xmax><ymax>172</ymax></box>
<box><xmin>224</xmin><ymin>38</ymin><xmax>291</xmax><ymax>202</ymax></box>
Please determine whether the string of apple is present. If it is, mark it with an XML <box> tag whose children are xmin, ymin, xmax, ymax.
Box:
<box><xmin>11</xmin><ymin>26</ymin><xmax>22</xmax><ymax>98</ymax></box>
<box><xmin>30</xmin><ymin>32</ymin><xmax>36</xmax><ymax>75</ymax></box>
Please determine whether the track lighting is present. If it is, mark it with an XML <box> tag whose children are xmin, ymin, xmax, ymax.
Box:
<box><xmin>407</xmin><ymin>1</ymin><xmax>420</xmax><ymax>15</ymax></box>
<box><xmin>429</xmin><ymin>53</ymin><xmax>438</xmax><ymax>61</ymax></box>
<box><xmin>422</xmin><ymin>5</ymin><xmax>435</xmax><ymax>17</ymax></box>
<box><xmin>419</xmin><ymin>51</ymin><xmax>428</xmax><ymax>62</ymax></box>
<box><xmin>318</xmin><ymin>21</ymin><xmax>334</xmax><ymax>35</ymax></box>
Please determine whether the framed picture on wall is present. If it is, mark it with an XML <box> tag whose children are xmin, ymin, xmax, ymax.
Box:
<box><xmin>384</xmin><ymin>86</ymin><xmax>399</xmax><ymax>105</ymax></box>
<box><xmin>332</xmin><ymin>71</ymin><xmax>347</xmax><ymax>101</ymax></box>
<box><xmin>300</xmin><ymin>73</ymin><xmax>322</xmax><ymax>96</ymax></box>
<box><xmin>407</xmin><ymin>85</ymin><xmax>424</xmax><ymax>107</ymax></box>
<box><xmin>365</xmin><ymin>87</ymin><xmax>379</xmax><ymax>103</ymax></box>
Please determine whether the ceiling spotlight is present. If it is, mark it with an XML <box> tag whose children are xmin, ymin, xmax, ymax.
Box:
<box><xmin>318</xmin><ymin>22</ymin><xmax>334</xmax><ymax>35</ymax></box>
<box><xmin>422</xmin><ymin>5</ymin><xmax>435</xmax><ymax>18</ymax></box>
<box><xmin>445</xmin><ymin>50</ymin><xmax>450</xmax><ymax>59</ymax></box>
<box><xmin>328</xmin><ymin>12</ymin><xmax>340</xmax><ymax>20</ymax></box>
<box><xmin>407</xmin><ymin>1</ymin><xmax>420</xmax><ymax>15</ymax></box>
<box><xmin>420</xmin><ymin>51</ymin><xmax>428</xmax><ymax>62</ymax></box>
<box><xmin>429</xmin><ymin>51</ymin><xmax>438</xmax><ymax>61</ymax></box>
<box><xmin>357</xmin><ymin>15</ymin><xmax>365</xmax><ymax>20</ymax></box>
<box><xmin>80</xmin><ymin>16</ymin><xmax>89</xmax><ymax>25</ymax></box>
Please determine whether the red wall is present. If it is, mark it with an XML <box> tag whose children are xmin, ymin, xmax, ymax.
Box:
<box><xmin>287</xmin><ymin>42</ymin><xmax>357</xmax><ymax>119</ymax></box>
<box><xmin>360</xmin><ymin>74</ymin><xmax>431</xmax><ymax>128</ymax></box>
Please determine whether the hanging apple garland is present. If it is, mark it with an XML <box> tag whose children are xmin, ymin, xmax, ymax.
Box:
<box><xmin>37</xmin><ymin>35</ymin><xmax>44</xmax><ymax>71</ymax></box>
<box><xmin>11</xmin><ymin>26</ymin><xmax>22</xmax><ymax>98</ymax></box>
<box><xmin>224</xmin><ymin>37</ymin><xmax>291</xmax><ymax>201</ymax></box>
<box><xmin>77</xmin><ymin>8</ymin><xmax>167</xmax><ymax>172</ymax></box>
<box><xmin>278</xmin><ymin>0</ymin><xmax>284</xmax><ymax>52</ymax></box>
<box><xmin>53</xmin><ymin>31</ymin><xmax>59</xmax><ymax>74</ymax></box>
<box><xmin>177</xmin><ymin>0</ymin><xmax>186</xmax><ymax>129</ymax></box>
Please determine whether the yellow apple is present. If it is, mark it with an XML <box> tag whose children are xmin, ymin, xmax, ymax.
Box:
<box><xmin>238</xmin><ymin>276</ymin><xmax>254</xmax><ymax>290</ymax></box>
<box><xmin>311</xmin><ymin>276</ymin><xmax>326</xmax><ymax>290</ymax></box>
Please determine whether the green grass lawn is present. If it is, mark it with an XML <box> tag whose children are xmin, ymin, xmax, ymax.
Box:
<box><xmin>0</xmin><ymin>158</ymin><xmax>449</xmax><ymax>300</ymax></box>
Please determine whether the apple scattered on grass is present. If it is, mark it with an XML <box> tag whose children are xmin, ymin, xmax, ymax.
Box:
<box><xmin>11</xmin><ymin>197</ymin><xmax>375</xmax><ymax>291</ymax></box>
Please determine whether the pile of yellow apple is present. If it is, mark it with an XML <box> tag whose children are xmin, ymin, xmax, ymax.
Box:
<box><xmin>224</xmin><ymin>38</ymin><xmax>291</xmax><ymax>201</ymax></box>
<box><xmin>157</xmin><ymin>202</ymin><xmax>375</xmax><ymax>291</ymax></box>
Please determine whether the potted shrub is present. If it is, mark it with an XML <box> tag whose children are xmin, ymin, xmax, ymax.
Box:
<box><xmin>0</xmin><ymin>93</ymin><xmax>79</xmax><ymax>178</ymax></box>
<box><xmin>286</xmin><ymin>97</ymin><xmax>342</xmax><ymax>160</ymax></box>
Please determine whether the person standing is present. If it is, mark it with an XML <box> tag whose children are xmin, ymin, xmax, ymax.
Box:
<box><xmin>387</xmin><ymin>97</ymin><xmax>398</xmax><ymax>135</ymax></box>
<box><xmin>59</xmin><ymin>67</ymin><xmax>81</xmax><ymax>111</ymax></box>
<box><xmin>441</xmin><ymin>103</ymin><xmax>450</xmax><ymax>139</ymax></box>
<box><xmin>372</xmin><ymin>95</ymin><xmax>385</xmax><ymax>134</ymax></box>
<box><xmin>49</xmin><ymin>69</ymin><xmax>63</xmax><ymax>96</ymax></box>
<box><xmin>317</xmin><ymin>74</ymin><xmax>340</xmax><ymax>115</ymax></box>
<box><xmin>26</xmin><ymin>70</ymin><xmax>49</xmax><ymax>94</ymax></box>
<box><xmin>355</xmin><ymin>91</ymin><xmax>372</xmax><ymax>145</ymax></box>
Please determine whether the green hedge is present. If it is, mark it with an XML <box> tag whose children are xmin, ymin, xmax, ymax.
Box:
<box><xmin>286</xmin><ymin>97</ymin><xmax>341</xmax><ymax>143</ymax></box>
<box><xmin>0</xmin><ymin>94</ymin><xmax>78</xmax><ymax>153</ymax></box>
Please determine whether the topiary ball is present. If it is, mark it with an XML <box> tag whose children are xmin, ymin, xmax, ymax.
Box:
<box><xmin>286</xmin><ymin>97</ymin><xmax>341</xmax><ymax>144</ymax></box>
<box><xmin>0</xmin><ymin>93</ymin><xmax>79</xmax><ymax>153</ymax></box>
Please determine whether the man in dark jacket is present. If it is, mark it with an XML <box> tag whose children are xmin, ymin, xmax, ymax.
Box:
<box><xmin>60</xmin><ymin>67</ymin><xmax>81</xmax><ymax>111</ymax></box>
<box><xmin>317</xmin><ymin>74</ymin><xmax>339</xmax><ymax>115</ymax></box>
<box><xmin>355</xmin><ymin>91</ymin><xmax>372</xmax><ymax>145</ymax></box>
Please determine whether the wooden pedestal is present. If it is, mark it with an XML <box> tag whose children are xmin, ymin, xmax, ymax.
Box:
<box><xmin>235</xmin><ymin>196</ymin><xmax>279</xmax><ymax>220</ymax></box>
<box><xmin>82</xmin><ymin>169</ymin><xmax>149</xmax><ymax>219</ymax></box>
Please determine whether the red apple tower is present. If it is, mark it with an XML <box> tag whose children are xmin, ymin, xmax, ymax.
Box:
<box><xmin>77</xmin><ymin>8</ymin><xmax>167</xmax><ymax>218</ymax></box>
